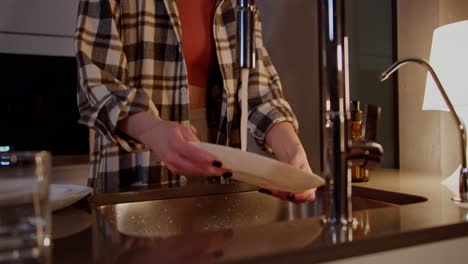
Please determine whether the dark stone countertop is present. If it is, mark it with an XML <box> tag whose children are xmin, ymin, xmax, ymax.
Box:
<box><xmin>51</xmin><ymin>169</ymin><xmax>468</xmax><ymax>263</ymax></box>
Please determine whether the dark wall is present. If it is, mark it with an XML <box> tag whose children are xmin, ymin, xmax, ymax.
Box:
<box><xmin>346</xmin><ymin>0</ymin><xmax>396</xmax><ymax>168</ymax></box>
<box><xmin>257</xmin><ymin>0</ymin><xmax>396</xmax><ymax>169</ymax></box>
<box><xmin>257</xmin><ymin>0</ymin><xmax>321</xmax><ymax>172</ymax></box>
<box><xmin>0</xmin><ymin>53</ymin><xmax>88</xmax><ymax>155</ymax></box>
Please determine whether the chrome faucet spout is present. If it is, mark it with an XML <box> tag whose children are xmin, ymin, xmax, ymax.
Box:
<box><xmin>237</xmin><ymin>0</ymin><xmax>256</xmax><ymax>70</ymax></box>
<box><xmin>380</xmin><ymin>57</ymin><xmax>468</xmax><ymax>202</ymax></box>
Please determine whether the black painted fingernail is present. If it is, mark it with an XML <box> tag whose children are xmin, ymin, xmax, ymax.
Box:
<box><xmin>287</xmin><ymin>194</ymin><xmax>296</xmax><ymax>201</ymax></box>
<box><xmin>258</xmin><ymin>188</ymin><xmax>272</xmax><ymax>195</ymax></box>
<box><xmin>213</xmin><ymin>250</ymin><xmax>224</xmax><ymax>259</ymax></box>
<box><xmin>212</xmin><ymin>161</ymin><xmax>223</xmax><ymax>168</ymax></box>
<box><xmin>222</xmin><ymin>172</ymin><xmax>233</xmax><ymax>178</ymax></box>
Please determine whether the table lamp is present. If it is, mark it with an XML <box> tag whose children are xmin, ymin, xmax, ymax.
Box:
<box><xmin>423</xmin><ymin>21</ymin><xmax>468</xmax><ymax>117</ymax></box>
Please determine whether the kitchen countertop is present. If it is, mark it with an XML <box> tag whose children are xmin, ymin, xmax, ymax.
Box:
<box><xmin>51</xmin><ymin>168</ymin><xmax>468</xmax><ymax>263</ymax></box>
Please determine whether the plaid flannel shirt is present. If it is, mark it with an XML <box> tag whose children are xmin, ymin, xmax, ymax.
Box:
<box><xmin>75</xmin><ymin>0</ymin><xmax>298</xmax><ymax>194</ymax></box>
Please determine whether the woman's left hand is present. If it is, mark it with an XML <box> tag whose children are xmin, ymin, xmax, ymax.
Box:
<box><xmin>262</xmin><ymin>122</ymin><xmax>317</xmax><ymax>203</ymax></box>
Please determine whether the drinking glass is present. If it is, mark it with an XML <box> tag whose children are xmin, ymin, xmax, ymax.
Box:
<box><xmin>0</xmin><ymin>151</ymin><xmax>51</xmax><ymax>263</ymax></box>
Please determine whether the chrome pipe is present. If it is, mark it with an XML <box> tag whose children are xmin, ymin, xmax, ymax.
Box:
<box><xmin>319</xmin><ymin>0</ymin><xmax>354</xmax><ymax>226</ymax></box>
<box><xmin>237</xmin><ymin>0</ymin><xmax>256</xmax><ymax>69</ymax></box>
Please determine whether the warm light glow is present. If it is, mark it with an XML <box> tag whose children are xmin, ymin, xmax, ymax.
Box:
<box><xmin>344</xmin><ymin>37</ymin><xmax>350</xmax><ymax>105</ymax></box>
<box><xmin>44</xmin><ymin>237</ymin><xmax>51</xmax><ymax>247</ymax></box>
<box><xmin>337</xmin><ymin>45</ymin><xmax>343</xmax><ymax>72</ymax></box>
<box><xmin>328</xmin><ymin>0</ymin><xmax>334</xmax><ymax>41</ymax></box>
<box><xmin>423</xmin><ymin>20</ymin><xmax>468</xmax><ymax>112</ymax></box>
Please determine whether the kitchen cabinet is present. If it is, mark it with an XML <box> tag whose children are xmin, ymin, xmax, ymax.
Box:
<box><xmin>0</xmin><ymin>0</ymin><xmax>78</xmax><ymax>56</ymax></box>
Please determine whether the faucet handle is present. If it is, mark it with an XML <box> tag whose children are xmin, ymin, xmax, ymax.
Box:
<box><xmin>362</xmin><ymin>104</ymin><xmax>382</xmax><ymax>142</ymax></box>
<box><xmin>347</xmin><ymin>140</ymin><xmax>384</xmax><ymax>169</ymax></box>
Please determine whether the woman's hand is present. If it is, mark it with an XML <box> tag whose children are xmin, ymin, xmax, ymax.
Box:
<box><xmin>118</xmin><ymin>112</ymin><xmax>229</xmax><ymax>177</ymax></box>
<box><xmin>262</xmin><ymin>122</ymin><xmax>317</xmax><ymax>203</ymax></box>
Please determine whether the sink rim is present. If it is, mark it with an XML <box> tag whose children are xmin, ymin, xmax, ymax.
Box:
<box><xmin>352</xmin><ymin>185</ymin><xmax>427</xmax><ymax>205</ymax></box>
<box><xmin>91</xmin><ymin>183</ymin><xmax>427</xmax><ymax>209</ymax></box>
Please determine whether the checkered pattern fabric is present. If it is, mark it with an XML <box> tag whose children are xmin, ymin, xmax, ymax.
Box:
<box><xmin>75</xmin><ymin>0</ymin><xmax>298</xmax><ymax>194</ymax></box>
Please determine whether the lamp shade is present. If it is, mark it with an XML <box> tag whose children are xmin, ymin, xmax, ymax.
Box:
<box><xmin>423</xmin><ymin>20</ymin><xmax>468</xmax><ymax>112</ymax></box>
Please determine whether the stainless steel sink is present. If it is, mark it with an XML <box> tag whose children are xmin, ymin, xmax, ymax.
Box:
<box><xmin>95</xmin><ymin>185</ymin><xmax>426</xmax><ymax>238</ymax></box>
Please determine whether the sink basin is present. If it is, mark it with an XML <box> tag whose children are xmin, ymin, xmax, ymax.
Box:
<box><xmin>95</xmin><ymin>185</ymin><xmax>427</xmax><ymax>238</ymax></box>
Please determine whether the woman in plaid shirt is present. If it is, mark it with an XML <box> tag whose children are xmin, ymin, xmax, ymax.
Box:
<box><xmin>75</xmin><ymin>0</ymin><xmax>316</xmax><ymax>201</ymax></box>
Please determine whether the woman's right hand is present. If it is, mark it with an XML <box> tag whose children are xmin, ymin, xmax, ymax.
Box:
<box><xmin>139</xmin><ymin>119</ymin><xmax>229</xmax><ymax>177</ymax></box>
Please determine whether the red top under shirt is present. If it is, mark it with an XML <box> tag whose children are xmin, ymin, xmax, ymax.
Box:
<box><xmin>177</xmin><ymin>0</ymin><xmax>218</xmax><ymax>88</ymax></box>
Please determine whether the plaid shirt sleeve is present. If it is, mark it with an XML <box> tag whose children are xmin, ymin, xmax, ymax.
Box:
<box><xmin>245</xmin><ymin>8</ymin><xmax>299</xmax><ymax>147</ymax></box>
<box><xmin>75</xmin><ymin>0</ymin><xmax>159</xmax><ymax>152</ymax></box>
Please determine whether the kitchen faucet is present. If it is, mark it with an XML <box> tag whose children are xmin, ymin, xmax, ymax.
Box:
<box><xmin>318</xmin><ymin>0</ymin><xmax>352</xmax><ymax>227</ymax></box>
<box><xmin>319</xmin><ymin>0</ymin><xmax>383</xmax><ymax>230</ymax></box>
<box><xmin>380</xmin><ymin>57</ymin><xmax>468</xmax><ymax>203</ymax></box>
<box><xmin>236</xmin><ymin>0</ymin><xmax>383</xmax><ymax>231</ymax></box>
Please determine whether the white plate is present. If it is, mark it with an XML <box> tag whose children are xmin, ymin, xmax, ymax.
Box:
<box><xmin>50</xmin><ymin>184</ymin><xmax>92</xmax><ymax>212</ymax></box>
<box><xmin>0</xmin><ymin>179</ymin><xmax>42</xmax><ymax>204</ymax></box>
<box><xmin>195</xmin><ymin>142</ymin><xmax>325</xmax><ymax>193</ymax></box>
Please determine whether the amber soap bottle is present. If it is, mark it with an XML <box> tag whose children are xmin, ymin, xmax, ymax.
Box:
<box><xmin>350</xmin><ymin>101</ymin><xmax>369</xmax><ymax>182</ymax></box>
